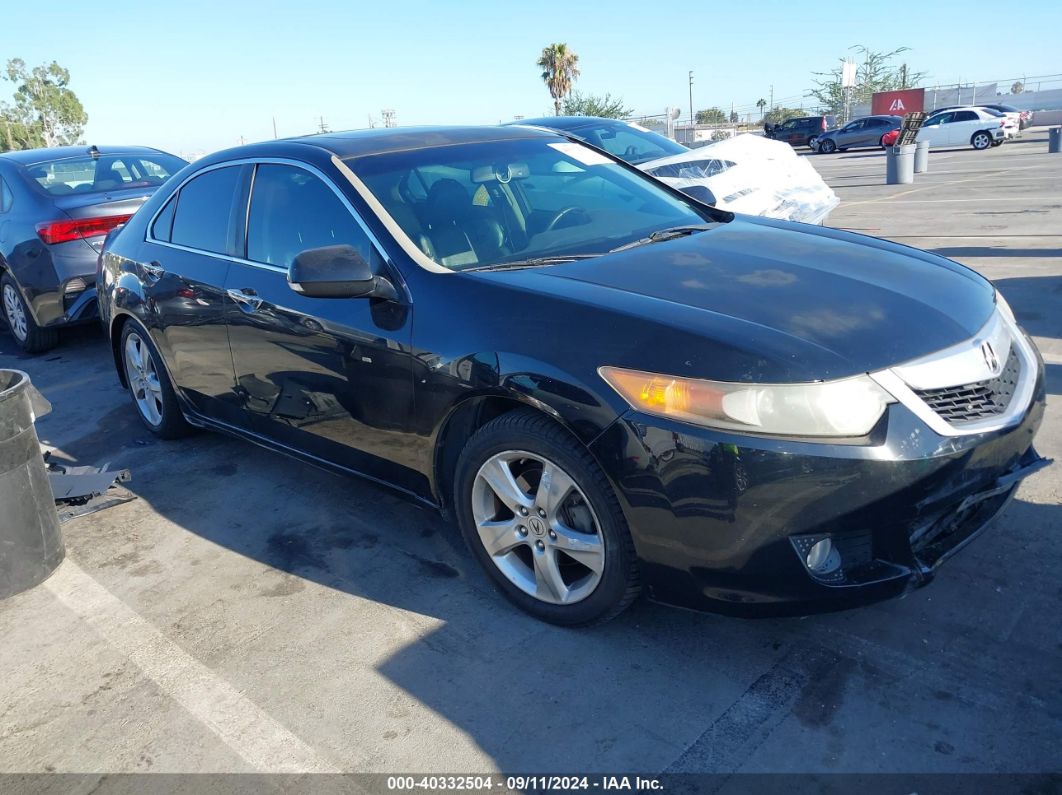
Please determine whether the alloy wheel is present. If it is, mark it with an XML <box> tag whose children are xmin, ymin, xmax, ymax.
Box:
<box><xmin>973</xmin><ymin>133</ymin><xmax>991</xmax><ymax>150</ymax></box>
<box><xmin>2</xmin><ymin>283</ymin><xmax>28</xmax><ymax>341</ymax></box>
<box><xmin>124</xmin><ymin>332</ymin><xmax>164</xmax><ymax>426</ymax></box>
<box><xmin>471</xmin><ymin>450</ymin><xmax>605</xmax><ymax>605</ymax></box>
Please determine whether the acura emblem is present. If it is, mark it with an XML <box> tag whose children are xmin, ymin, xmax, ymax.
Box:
<box><xmin>981</xmin><ymin>341</ymin><xmax>1001</xmax><ymax>375</ymax></box>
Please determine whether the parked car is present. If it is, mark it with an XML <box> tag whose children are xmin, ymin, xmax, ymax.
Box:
<box><xmin>509</xmin><ymin>116</ymin><xmax>838</xmax><ymax>224</ymax></box>
<box><xmin>98</xmin><ymin>126</ymin><xmax>1047</xmax><ymax>626</ymax></box>
<box><xmin>927</xmin><ymin>106</ymin><xmax>1015</xmax><ymax>141</ymax></box>
<box><xmin>917</xmin><ymin>108</ymin><xmax>1007</xmax><ymax>150</ymax></box>
<box><xmin>0</xmin><ymin>145</ymin><xmax>186</xmax><ymax>352</ymax></box>
<box><xmin>763</xmin><ymin>115</ymin><xmax>838</xmax><ymax>148</ymax></box>
<box><xmin>930</xmin><ymin>104</ymin><xmax>1024</xmax><ymax>135</ymax></box>
<box><xmin>814</xmin><ymin>115</ymin><xmax>903</xmax><ymax>153</ymax></box>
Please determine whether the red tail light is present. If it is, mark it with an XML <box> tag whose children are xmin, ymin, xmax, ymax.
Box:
<box><xmin>36</xmin><ymin>214</ymin><xmax>133</xmax><ymax>245</ymax></box>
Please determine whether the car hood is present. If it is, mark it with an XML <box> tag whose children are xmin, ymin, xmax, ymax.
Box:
<box><xmin>638</xmin><ymin>134</ymin><xmax>840</xmax><ymax>225</ymax></box>
<box><xmin>486</xmin><ymin>217</ymin><xmax>995</xmax><ymax>381</ymax></box>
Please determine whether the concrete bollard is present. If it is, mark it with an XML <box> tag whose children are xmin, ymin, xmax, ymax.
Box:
<box><xmin>886</xmin><ymin>144</ymin><xmax>916</xmax><ymax>185</ymax></box>
<box><xmin>914</xmin><ymin>140</ymin><xmax>930</xmax><ymax>173</ymax></box>
<box><xmin>1050</xmin><ymin>127</ymin><xmax>1061</xmax><ymax>154</ymax></box>
<box><xmin>0</xmin><ymin>370</ymin><xmax>63</xmax><ymax>599</ymax></box>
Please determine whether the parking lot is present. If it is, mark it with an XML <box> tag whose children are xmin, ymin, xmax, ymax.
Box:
<box><xmin>1</xmin><ymin>131</ymin><xmax>1059</xmax><ymax>778</ymax></box>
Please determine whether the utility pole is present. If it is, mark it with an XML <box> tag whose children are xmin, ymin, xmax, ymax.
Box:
<box><xmin>769</xmin><ymin>84</ymin><xmax>774</xmax><ymax>113</ymax></box>
<box><xmin>688</xmin><ymin>71</ymin><xmax>694</xmax><ymax>141</ymax></box>
<box><xmin>317</xmin><ymin>116</ymin><xmax>328</xmax><ymax>134</ymax></box>
<box><xmin>272</xmin><ymin>117</ymin><xmax>277</xmax><ymax>139</ymax></box>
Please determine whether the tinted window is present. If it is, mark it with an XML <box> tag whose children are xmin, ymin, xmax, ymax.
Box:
<box><xmin>953</xmin><ymin>111</ymin><xmax>978</xmax><ymax>122</ymax></box>
<box><xmin>247</xmin><ymin>164</ymin><xmax>376</xmax><ymax>268</ymax></box>
<box><xmin>151</xmin><ymin>194</ymin><xmax>177</xmax><ymax>242</ymax></box>
<box><xmin>170</xmin><ymin>166</ymin><xmax>241</xmax><ymax>254</ymax></box>
<box><xmin>25</xmin><ymin>153</ymin><xmax>186</xmax><ymax>196</ymax></box>
<box><xmin>0</xmin><ymin>176</ymin><xmax>12</xmax><ymax>213</ymax></box>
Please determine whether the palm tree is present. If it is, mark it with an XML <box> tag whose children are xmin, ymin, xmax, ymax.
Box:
<box><xmin>537</xmin><ymin>43</ymin><xmax>581</xmax><ymax>116</ymax></box>
<box><xmin>756</xmin><ymin>98</ymin><xmax>767</xmax><ymax>119</ymax></box>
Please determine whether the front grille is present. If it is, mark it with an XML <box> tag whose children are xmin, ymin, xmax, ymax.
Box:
<box><xmin>913</xmin><ymin>348</ymin><xmax>1020</xmax><ymax>426</ymax></box>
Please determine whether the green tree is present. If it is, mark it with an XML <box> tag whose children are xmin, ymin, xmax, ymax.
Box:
<box><xmin>756</xmin><ymin>98</ymin><xmax>767</xmax><ymax>119</ymax></box>
<box><xmin>1011</xmin><ymin>81</ymin><xmax>1024</xmax><ymax>94</ymax></box>
<box><xmin>1</xmin><ymin>59</ymin><xmax>87</xmax><ymax>151</ymax></box>
<box><xmin>537</xmin><ymin>43</ymin><xmax>580</xmax><ymax>116</ymax></box>
<box><xmin>808</xmin><ymin>46</ymin><xmax>927</xmax><ymax>115</ymax></box>
<box><xmin>695</xmin><ymin>107</ymin><xmax>727</xmax><ymax>124</ymax></box>
<box><xmin>764</xmin><ymin>106</ymin><xmax>805</xmax><ymax>125</ymax></box>
<box><xmin>729</xmin><ymin>110</ymin><xmax>739</xmax><ymax>124</ymax></box>
<box><xmin>561</xmin><ymin>91</ymin><xmax>632</xmax><ymax>119</ymax></box>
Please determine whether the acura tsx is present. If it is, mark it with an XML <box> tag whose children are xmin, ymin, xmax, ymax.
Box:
<box><xmin>97</xmin><ymin>125</ymin><xmax>1048</xmax><ymax>625</ymax></box>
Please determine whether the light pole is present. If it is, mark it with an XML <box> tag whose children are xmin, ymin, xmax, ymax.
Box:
<box><xmin>688</xmin><ymin>71</ymin><xmax>694</xmax><ymax>142</ymax></box>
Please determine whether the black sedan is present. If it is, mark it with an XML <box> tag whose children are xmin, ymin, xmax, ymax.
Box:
<box><xmin>0</xmin><ymin>145</ymin><xmax>186</xmax><ymax>352</ymax></box>
<box><xmin>98</xmin><ymin>126</ymin><xmax>1048</xmax><ymax>625</ymax></box>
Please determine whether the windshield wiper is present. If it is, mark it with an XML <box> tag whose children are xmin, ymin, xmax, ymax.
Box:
<box><xmin>609</xmin><ymin>224</ymin><xmax>715</xmax><ymax>253</ymax></box>
<box><xmin>464</xmin><ymin>254</ymin><xmax>603</xmax><ymax>272</ymax></box>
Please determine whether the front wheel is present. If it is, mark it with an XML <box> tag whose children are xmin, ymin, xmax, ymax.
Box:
<box><xmin>454</xmin><ymin>409</ymin><xmax>641</xmax><ymax>626</ymax></box>
<box><xmin>971</xmin><ymin>131</ymin><xmax>993</xmax><ymax>150</ymax></box>
<box><xmin>819</xmin><ymin>139</ymin><xmax>837</xmax><ymax>154</ymax></box>
<box><xmin>120</xmin><ymin>323</ymin><xmax>190</xmax><ymax>438</ymax></box>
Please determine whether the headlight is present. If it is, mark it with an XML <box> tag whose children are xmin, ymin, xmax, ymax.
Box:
<box><xmin>599</xmin><ymin>366</ymin><xmax>895</xmax><ymax>437</ymax></box>
<box><xmin>995</xmin><ymin>290</ymin><xmax>1016</xmax><ymax>324</ymax></box>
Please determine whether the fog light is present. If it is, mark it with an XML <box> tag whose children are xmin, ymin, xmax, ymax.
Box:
<box><xmin>806</xmin><ymin>538</ymin><xmax>841</xmax><ymax>574</ymax></box>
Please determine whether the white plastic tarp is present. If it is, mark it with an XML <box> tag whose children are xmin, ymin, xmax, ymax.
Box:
<box><xmin>640</xmin><ymin>134</ymin><xmax>840</xmax><ymax>225</ymax></box>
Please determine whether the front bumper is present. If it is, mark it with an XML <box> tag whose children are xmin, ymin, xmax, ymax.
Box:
<box><xmin>588</xmin><ymin>362</ymin><xmax>1048</xmax><ymax>617</ymax></box>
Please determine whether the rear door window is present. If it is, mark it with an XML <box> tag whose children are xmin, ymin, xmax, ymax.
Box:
<box><xmin>170</xmin><ymin>166</ymin><xmax>242</xmax><ymax>255</ymax></box>
<box><xmin>953</xmin><ymin>111</ymin><xmax>978</xmax><ymax>123</ymax></box>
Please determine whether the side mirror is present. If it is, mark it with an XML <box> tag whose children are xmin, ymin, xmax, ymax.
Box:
<box><xmin>288</xmin><ymin>245</ymin><xmax>397</xmax><ymax>300</ymax></box>
<box><xmin>680</xmin><ymin>185</ymin><xmax>717</xmax><ymax>206</ymax></box>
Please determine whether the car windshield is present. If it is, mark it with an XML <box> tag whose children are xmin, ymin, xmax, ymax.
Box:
<box><xmin>352</xmin><ymin>138</ymin><xmax>716</xmax><ymax>272</ymax></box>
<box><xmin>26</xmin><ymin>153</ymin><xmax>185</xmax><ymax>196</ymax></box>
<box><xmin>566</xmin><ymin>121</ymin><xmax>689</xmax><ymax>165</ymax></box>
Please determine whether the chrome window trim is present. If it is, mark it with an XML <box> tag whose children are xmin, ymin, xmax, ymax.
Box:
<box><xmin>144</xmin><ymin>156</ymin><xmax>393</xmax><ymax>277</ymax></box>
<box><xmin>870</xmin><ymin>308</ymin><xmax>1038</xmax><ymax>437</ymax></box>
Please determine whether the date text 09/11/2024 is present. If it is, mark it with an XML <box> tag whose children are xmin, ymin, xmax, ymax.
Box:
<box><xmin>386</xmin><ymin>775</ymin><xmax>663</xmax><ymax>791</ymax></box>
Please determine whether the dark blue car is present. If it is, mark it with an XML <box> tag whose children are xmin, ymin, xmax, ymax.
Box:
<box><xmin>0</xmin><ymin>145</ymin><xmax>185</xmax><ymax>352</ymax></box>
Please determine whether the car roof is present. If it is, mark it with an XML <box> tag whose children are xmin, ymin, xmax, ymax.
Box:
<box><xmin>286</xmin><ymin>125</ymin><xmax>557</xmax><ymax>160</ymax></box>
<box><xmin>503</xmin><ymin>116</ymin><xmax>624</xmax><ymax>131</ymax></box>
<box><xmin>0</xmin><ymin>145</ymin><xmax>170</xmax><ymax>166</ymax></box>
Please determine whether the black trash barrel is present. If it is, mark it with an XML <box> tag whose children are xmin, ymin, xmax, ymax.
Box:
<box><xmin>0</xmin><ymin>369</ymin><xmax>63</xmax><ymax>598</ymax></box>
<box><xmin>1050</xmin><ymin>127</ymin><xmax>1061</xmax><ymax>154</ymax></box>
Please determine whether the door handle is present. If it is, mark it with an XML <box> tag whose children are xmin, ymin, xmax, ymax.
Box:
<box><xmin>226</xmin><ymin>287</ymin><xmax>263</xmax><ymax>312</ymax></box>
<box><xmin>142</xmin><ymin>261</ymin><xmax>165</xmax><ymax>279</ymax></box>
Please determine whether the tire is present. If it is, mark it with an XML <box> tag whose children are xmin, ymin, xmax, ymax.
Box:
<box><xmin>819</xmin><ymin>139</ymin><xmax>837</xmax><ymax>154</ymax></box>
<box><xmin>453</xmin><ymin>409</ymin><xmax>641</xmax><ymax>626</ymax></box>
<box><xmin>805</xmin><ymin>136</ymin><xmax>817</xmax><ymax>149</ymax></box>
<box><xmin>1</xmin><ymin>273</ymin><xmax>59</xmax><ymax>354</ymax></box>
<box><xmin>120</xmin><ymin>322</ymin><xmax>190</xmax><ymax>438</ymax></box>
<box><xmin>971</xmin><ymin>131</ymin><xmax>992</xmax><ymax>150</ymax></box>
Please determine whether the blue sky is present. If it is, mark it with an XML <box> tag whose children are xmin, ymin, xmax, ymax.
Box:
<box><xmin>4</xmin><ymin>0</ymin><xmax>1060</xmax><ymax>155</ymax></box>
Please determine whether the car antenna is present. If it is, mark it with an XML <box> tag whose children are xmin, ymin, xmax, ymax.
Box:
<box><xmin>88</xmin><ymin>145</ymin><xmax>100</xmax><ymax>159</ymax></box>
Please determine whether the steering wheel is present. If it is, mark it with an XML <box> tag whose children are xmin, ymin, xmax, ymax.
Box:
<box><xmin>545</xmin><ymin>206</ymin><xmax>590</xmax><ymax>232</ymax></box>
